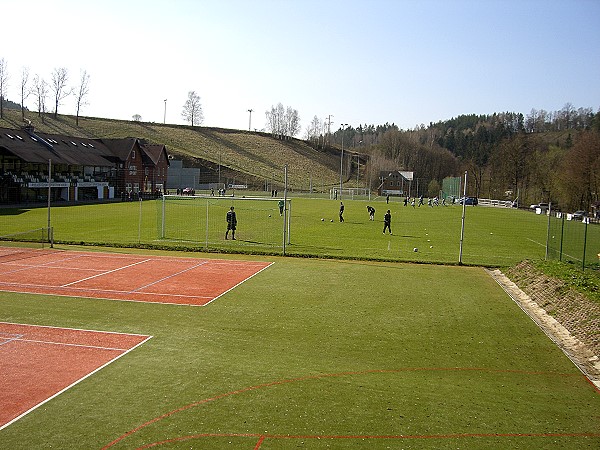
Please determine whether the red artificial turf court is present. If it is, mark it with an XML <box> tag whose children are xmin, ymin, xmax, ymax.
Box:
<box><xmin>0</xmin><ymin>248</ymin><xmax>273</xmax><ymax>306</ymax></box>
<box><xmin>0</xmin><ymin>322</ymin><xmax>151</xmax><ymax>430</ymax></box>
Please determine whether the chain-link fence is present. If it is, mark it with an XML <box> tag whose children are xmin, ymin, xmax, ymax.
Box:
<box><xmin>546</xmin><ymin>210</ymin><xmax>599</xmax><ymax>270</ymax></box>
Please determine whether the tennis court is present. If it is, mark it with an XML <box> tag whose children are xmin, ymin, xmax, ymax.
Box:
<box><xmin>0</xmin><ymin>248</ymin><xmax>273</xmax><ymax>306</ymax></box>
<box><xmin>0</xmin><ymin>322</ymin><xmax>151</xmax><ymax>430</ymax></box>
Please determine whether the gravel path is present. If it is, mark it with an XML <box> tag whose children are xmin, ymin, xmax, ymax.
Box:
<box><xmin>488</xmin><ymin>261</ymin><xmax>600</xmax><ymax>388</ymax></box>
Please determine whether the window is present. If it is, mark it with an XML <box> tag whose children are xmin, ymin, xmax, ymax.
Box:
<box><xmin>132</xmin><ymin>150</ymin><xmax>136</xmax><ymax>159</ymax></box>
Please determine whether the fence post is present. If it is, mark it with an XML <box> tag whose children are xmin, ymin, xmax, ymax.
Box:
<box><xmin>138</xmin><ymin>196</ymin><xmax>143</xmax><ymax>244</ymax></box>
<box><xmin>206</xmin><ymin>198</ymin><xmax>209</xmax><ymax>248</ymax></box>
<box><xmin>559</xmin><ymin>214</ymin><xmax>565</xmax><ymax>261</ymax></box>
<box><xmin>545</xmin><ymin>203</ymin><xmax>552</xmax><ymax>260</ymax></box>
<box><xmin>458</xmin><ymin>171</ymin><xmax>467</xmax><ymax>265</ymax></box>
<box><xmin>582</xmin><ymin>219</ymin><xmax>588</xmax><ymax>270</ymax></box>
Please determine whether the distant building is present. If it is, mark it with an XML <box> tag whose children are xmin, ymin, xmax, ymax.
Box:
<box><xmin>378</xmin><ymin>170</ymin><xmax>414</xmax><ymax>197</ymax></box>
<box><xmin>0</xmin><ymin>126</ymin><xmax>169</xmax><ymax>204</ymax></box>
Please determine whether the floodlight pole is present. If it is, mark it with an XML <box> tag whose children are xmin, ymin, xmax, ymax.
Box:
<box><xmin>163</xmin><ymin>99</ymin><xmax>167</xmax><ymax>124</ymax></box>
<box><xmin>248</xmin><ymin>109</ymin><xmax>253</xmax><ymax>131</ymax></box>
<box><xmin>459</xmin><ymin>170</ymin><xmax>468</xmax><ymax>265</ymax></box>
<box><xmin>283</xmin><ymin>164</ymin><xmax>288</xmax><ymax>255</ymax></box>
<box><xmin>47</xmin><ymin>158</ymin><xmax>53</xmax><ymax>247</ymax></box>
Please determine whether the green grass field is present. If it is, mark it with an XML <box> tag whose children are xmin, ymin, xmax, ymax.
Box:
<box><xmin>1</xmin><ymin>198</ymin><xmax>599</xmax><ymax>448</ymax></box>
<box><xmin>1</xmin><ymin>251</ymin><xmax>598</xmax><ymax>449</ymax></box>
<box><xmin>4</xmin><ymin>195</ymin><xmax>592</xmax><ymax>267</ymax></box>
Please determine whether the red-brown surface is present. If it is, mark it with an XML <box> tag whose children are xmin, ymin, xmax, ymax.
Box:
<box><xmin>0</xmin><ymin>322</ymin><xmax>151</xmax><ymax>430</ymax></box>
<box><xmin>0</xmin><ymin>249</ymin><xmax>272</xmax><ymax>306</ymax></box>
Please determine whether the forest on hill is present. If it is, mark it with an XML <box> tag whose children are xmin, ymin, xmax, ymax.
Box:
<box><xmin>1</xmin><ymin>97</ymin><xmax>599</xmax><ymax>213</ymax></box>
<box><xmin>322</xmin><ymin>105</ymin><xmax>600</xmax><ymax>212</ymax></box>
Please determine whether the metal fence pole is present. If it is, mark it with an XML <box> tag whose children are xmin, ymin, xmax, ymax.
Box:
<box><xmin>458</xmin><ymin>171</ymin><xmax>467</xmax><ymax>265</ymax></box>
<box><xmin>545</xmin><ymin>202</ymin><xmax>552</xmax><ymax>260</ymax></box>
<box><xmin>283</xmin><ymin>164</ymin><xmax>288</xmax><ymax>255</ymax></box>
<box><xmin>559</xmin><ymin>214</ymin><xmax>565</xmax><ymax>262</ymax></box>
<box><xmin>582</xmin><ymin>219</ymin><xmax>588</xmax><ymax>270</ymax></box>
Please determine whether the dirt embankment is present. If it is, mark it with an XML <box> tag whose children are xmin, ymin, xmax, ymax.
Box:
<box><xmin>488</xmin><ymin>261</ymin><xmax>600</xmax><ymax>383</ymax></box>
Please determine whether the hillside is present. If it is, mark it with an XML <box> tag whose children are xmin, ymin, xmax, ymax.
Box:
<box><xmin>0</xmin><ymin>109</ymin><xmax>343</xmax><ymax>192</ymax></box>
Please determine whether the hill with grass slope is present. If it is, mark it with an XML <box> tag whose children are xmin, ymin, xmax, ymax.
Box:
<box><xmin>0</xmin><ymin>109</ymin><xmax>342</xmax><ymax>192</ymax></box>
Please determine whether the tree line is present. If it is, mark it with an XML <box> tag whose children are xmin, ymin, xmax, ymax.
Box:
<box><xmin>316</xmin><ymin>106</ymin><xmax>599</xmax><ymax>213</ymax></box>
<box><xmin>0</xmin><ymin>58</ymin><xmax>90</xmax><ymax>126</ymax></box>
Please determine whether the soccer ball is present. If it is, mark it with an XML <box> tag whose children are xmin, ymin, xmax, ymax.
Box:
<box><xmin>413</xmin><ymin>247</ymin><xmax>418</xmax><ymax>252</ymax></box>
<box><xmin>321</xmin><ymin>218</ymin><xmax>324</xmax><ymax>221</ymax></box>
<box><xmin>330</xmin><ymin>219</ymin><xmax>334</xmax><ymax>222</ymax></box>
<box><xmin>268</xmin><ymin>214</ymin><xmax>271</xmax><ymax>217</ymax></box>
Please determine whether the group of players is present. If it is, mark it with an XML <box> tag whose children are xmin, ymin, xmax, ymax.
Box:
<box><xmin>338</xmin><ymin>202</ymin><xmax>393</xmax><ymax>234</ymax></box>
<box><xmin>225</xmin><ymin>195</ymin><xmax>447</xmax><ymax>241</ymax></box>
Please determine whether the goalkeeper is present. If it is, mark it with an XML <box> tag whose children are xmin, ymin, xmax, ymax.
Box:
<box><xmin>225</xmin><ymin>206</ymin><xmax>237</xmax><ymax>240</ymax></box>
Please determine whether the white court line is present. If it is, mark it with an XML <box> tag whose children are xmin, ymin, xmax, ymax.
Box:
<box><xmin>203</xmin><ymin>261</ymin><xmax>275</xmax><ymax>306</ymax></box>
<box><xmin>130</xmin><ymin>260</ymin><xmax>209</xmax><ymax>293</ymax></box>
<box><xmin>9</xmin><ymin>338</ymin><xmax>132</xmax><ymax>352</ymax></box>
<box><xmin>61</xmin><ymin>259</ymin><xmax>152</xmax><ymax>287</ymax></box>
<box><xmin>0</xmin><ymin>324</ymin><xmax>152</xmax><ymax>432</ymax></box>
<box><xmin>0</xmin><ymin>333</ymin><xmax>24</xmax><ymax>347</ymax></box>
<box><xmin>0</xmin><ymin>283</ymin><xmax>214</xmax><ymax>300</ymax></box>
<box><xmin>0</xmin><ymin>321</ymin><xmax>151</xmax><ymax>337</ymax></box>
<box><xmin>0</xmin><ymin>253</ymin><xmax>88</xmax><ymax>276</ymax></box>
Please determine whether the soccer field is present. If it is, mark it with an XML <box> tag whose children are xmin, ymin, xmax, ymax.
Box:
<box><xmin>1</xmin><ymin>196</ymin><xmax>579</xmax><ymax>266</ymax></box>
<box><xmin>1</xmin><ymin>249</ymin><xmax>598</xmax><ymax>449</ymax></box>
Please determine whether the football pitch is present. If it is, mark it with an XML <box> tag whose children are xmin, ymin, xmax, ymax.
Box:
<box><xmin>1</xmin><ymin>249</ymin><xmax>599</xmax><ymax>449</ymax></box>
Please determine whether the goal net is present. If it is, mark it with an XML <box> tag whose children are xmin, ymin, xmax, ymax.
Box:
<box><xmin>329</xmin><ymin>187</ymin><xmax>371</xmax><ymax>200</ymax></box>
<box><xmin>158</xmin><ymin>195</ymin><xmax>291</xmax><ymax>250</ymax></box>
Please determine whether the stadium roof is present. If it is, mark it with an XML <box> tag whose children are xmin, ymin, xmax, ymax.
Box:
<box><xmin>0</xmin><ymin>127</ymin><xmax>168</xmax><ymax>168</ymax></box>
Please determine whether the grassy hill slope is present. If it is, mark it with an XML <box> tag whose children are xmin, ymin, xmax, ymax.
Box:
<box><xmin>0</xmin><ymin>109</ymin><xmax>342</xmax><ymax>191</ymax></box>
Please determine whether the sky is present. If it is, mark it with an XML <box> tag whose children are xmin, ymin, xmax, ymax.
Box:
<box><xmin>2</xmin><ymin>0</ymin><xmax>599</xmax><ymax>133</ymax></box>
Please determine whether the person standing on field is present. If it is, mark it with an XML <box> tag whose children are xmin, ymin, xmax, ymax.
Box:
<box><xmin>339</xmin><ymin>201</ymin><xmax>345</xmax><ymax>222</ymax></box>
<box><xmin>383</xmin><ymin>209</ymin><xmax>392</xmax><ymax>234</ymax></box>
<box><xmin>225</xmin><ymin>206</ymin><xmax>237</xmax><ymax>240</ymax></box>
<box><xmin>367</xmin><ymin>205</ymin><xmax>375</xmax><ymax>221</ymax></box>
<box><xmin>278</xmin><ymin>199</ymin><xmax>285</xmax><ymax>216</ymax></box>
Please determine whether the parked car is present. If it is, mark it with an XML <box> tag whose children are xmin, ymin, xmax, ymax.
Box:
<box><xmin>530</xmin><ymin>202</ymin><xmax>549</xmax><ymax>211</ymax></box>
<box><xmin>459</xmin><ymin>196</ymin><xmax>478</xmax><ymax>206</ymax></box>
<box><xmin>572</xmin><ymin>210</ymin><xmax>587</xmax><ymax>220</ymax></box>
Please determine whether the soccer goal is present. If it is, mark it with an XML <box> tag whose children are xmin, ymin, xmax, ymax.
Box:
<box><xmin>329</xmin><ymin>187</ymin><xmax>371</xmax><ymax>200</ymax></box>
<box><xmin>159</xmin><ymin>195</ymin><xmax>291</xmax><ymax>251</ymax></box>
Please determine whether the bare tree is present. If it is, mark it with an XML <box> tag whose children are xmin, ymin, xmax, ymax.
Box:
<box><xmin>305</xmin><ymin>115</ymin><xmax>322</xmax><ymax>143</ymax></box>
<box><xmin>0</xmin><ymin>58</ymin><xmax>8</xmax><ymax>119</ymax></box>
<box><xmin>51</xmin><ymin>67</ymin><xmax>71</xmax><ymax>118</ymax></box>
<box><xmin>74</xmin><ymin>70</ymin><xmax>90</xmax><ymax>126</ymax></box>
<box><xmin>560</xmin><ymin>131</ymin><xmax>600</xmax><ymax>210</ymax></box>
<box><xmin>20</xmin><ymin>67</ymin><xmax>30</xmax><ymax>121</ymax></box>
<box><xmin>32</xmin><ymin>74</ymin><xmax>49</xmax><ymax>122</ymax></box>
<box><xmin>181</xmin><ymin>91</ymin><xmax>204</xmax><ymax>126</ymax></box>
<box><xmin>266</xmin><ymin>103</ymin><xmax>285</xmax><ymax>138</ymax></box>
<box><xmin>285</xmin><ymin>106</ymin><xmax>300</xmax><ymax>138</ymax></box>
<box><xmin>266</xmin><ymin>103</ymin><xmax>299</xmax><ymax>139</ymax></box>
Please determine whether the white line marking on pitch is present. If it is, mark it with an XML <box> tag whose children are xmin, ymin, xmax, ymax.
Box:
<box><xmin>130</xmin><ymin>260</ymin><xmax>209</xmax><ymax>293</ymax></box>
<box><xmin>61</xmin><ymin>259</ymin><xmax>152</xmax><ymax>287</ymax></box>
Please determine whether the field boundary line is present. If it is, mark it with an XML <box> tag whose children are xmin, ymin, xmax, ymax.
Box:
<box><xmin>11</xmin><ymin>338</ymin><xmax>133</xmax><ymax>352</ymax></box>
<box><xmin>0</xmin><ymin>323</ymin><xmax>152</xmax><ymax>432</ymax></box>
<box><xmin>137</xmin><ymin>431</ymin><xmax>600</xmax><ymax>449</ymax></box>
<box><xmin>203</xmin><ymin>261</ymin><xmax>275</xmax><ymax>306</ymax></box>
<box><xmin>130</xmin><ymin>261</ymin><xmax>209</xmax><ymax>292</ymax></box>
<box><xmin>61</xmin><ymin>259</ymin><xmax>152</xmax><ymax>287</ymax></box>
<box><xmin>101</xmin><ymin>366</ymin><xmax>586</xmax><ymax>449</ymax></box>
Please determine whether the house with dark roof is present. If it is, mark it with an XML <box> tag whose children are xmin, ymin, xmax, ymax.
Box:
<box><xmin>378</xmin><ymin>170</ymin><xmax>414</xmax><ymax>197</ymax></box>
<box><xmin>0</xmin><ymin>126</ymin><xmax>169</xmax><ymax>204</ymax></box>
